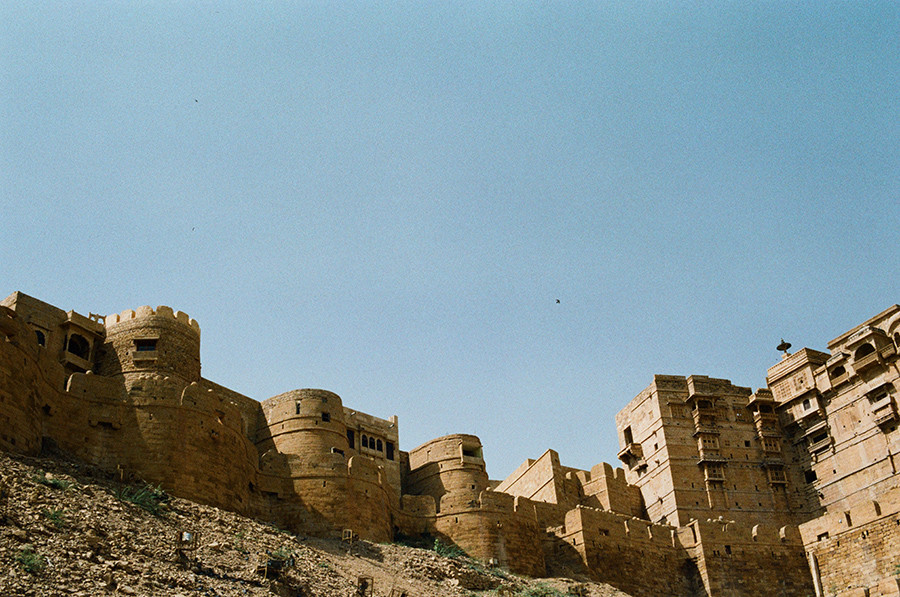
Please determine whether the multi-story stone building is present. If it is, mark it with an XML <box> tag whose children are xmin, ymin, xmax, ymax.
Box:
<box><xmin>1</xmin><ymin>289</ymin><xmax>898</xmax><ymax>597</ymax></box>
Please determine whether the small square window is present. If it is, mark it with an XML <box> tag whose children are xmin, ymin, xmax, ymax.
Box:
<box><xmin>134</xmin><ymin>338</ymin><xmax>157</xmax><ymax>352</ymax></box>
<box><xmin>322</xmin><ymin>412</ymin><xmax>331</xmax><ymax>422</ymax></box>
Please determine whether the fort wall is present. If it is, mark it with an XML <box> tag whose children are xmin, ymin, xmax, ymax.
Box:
<box><xmin>800</xmin><ymin>487</ymin><xmax>900</xmax><ymax>597</ymax></box>
<box><xmin>560</xmin><ymin>506</ymin><xmax>699</xmax><ymax>597</ymax></box>
<box><xmin>405</xmin><ymin>434</ymin><xmax>490</xmax><ymax>505</ymax></box>
<box><xmin>432</xmin><ymin>490</ymin><xmax>546</xmax><ymax>576</ymax></box>
<box><xmin>0</xmin><ymin>291</ymin><xmax>897</xmax><ymax>595</ymax></box>
<box><xmin>0</xmin><ymin>307</ymin><xmax>48</xmax><ymax>454</ymax></box>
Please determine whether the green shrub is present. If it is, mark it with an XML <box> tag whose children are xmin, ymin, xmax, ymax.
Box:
<box><xmin>114</xmin><ymin>484</ymin><xmax>171</xmax><ymax>516</ymax></box>
<box><xmin>16</xmin><ymin>547</ymin><xmax>47</xmax><ymax>574</ymax></box>
<box><xmin>42</xmin><ymin>508</ymin><xmax>65</xmax><ymax>528</ymax></box>
<box><xmin>31</xmin><ymin>472</ymin><xmax>72</xmax><ymax>490</ymax></box>
<box><xmin>269</xmin><ymin>546</ymin><xmax>294</xmax><ymax>561</ymax></box>
<box><xmin>434</xmin><ymin>538</ymin><xmax>466</xmax><ymax>559</ymax></box>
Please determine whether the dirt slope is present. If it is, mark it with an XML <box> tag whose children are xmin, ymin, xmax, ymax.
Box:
<box><xmin>0</xmin><ymin>451</ymin><xmax>633</xmax><ymax>597</ymax></box>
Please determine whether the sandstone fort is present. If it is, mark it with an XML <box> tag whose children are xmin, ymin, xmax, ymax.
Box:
<box><xmin>1</xmin><ymin>291</ymin><xmax>898</xmax><ymax>596</ymax></box>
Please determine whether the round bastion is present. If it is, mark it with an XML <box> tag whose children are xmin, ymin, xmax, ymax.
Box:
<box><xmin>99</xmin><ymin>306</ymin><xmax>201</xmax><ymax>382</ymax></box>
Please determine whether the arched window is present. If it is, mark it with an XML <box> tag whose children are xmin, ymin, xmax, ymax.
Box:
<box><xmin>66</xmin><ymin>334</ymin><xmax>90</xmax><ymax>359</ymax></box>
<box><xmin>855</xmin><ymin>343</ymin><xmax>875</xmax><ymax>359</ymax></box>
<box><xmin>34</xmin><ymin>330</ymin><xmax>45</xmax><ymax>347</ymax></box>
<box><xmin>361</xmin><ymin>435</ymin><xmax>368</xmax><ymax>449</ymax></box>
<box><xmin>376</xmin><ymin>439</ymin><xmax>383</xmax><ymax>451</ymax></box>
<box><xmin>830</xmin><ymin>365</ymin><xmax>846</xmax><ymax>378</ymax></box>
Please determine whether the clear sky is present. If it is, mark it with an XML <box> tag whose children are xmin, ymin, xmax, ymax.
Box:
<box><xmin>2</xmin><ymin>2</ymin><xmax>898</xmax><ymax>479</ymax></box>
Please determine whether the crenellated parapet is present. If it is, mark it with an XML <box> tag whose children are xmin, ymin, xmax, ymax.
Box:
<box><xmin>405</xmin><ymin>434</ymin><xmax>490</xmax><ymax>502</ymax></box>
<box><xmin>100</xmin><ymin>305</ymin><xmax>201</xmax><ymax>382</ymax></box>
<box><xmin>105</xmin><ymin>305</ymin><xmax>200</xmax><ymax>336</ymax></box>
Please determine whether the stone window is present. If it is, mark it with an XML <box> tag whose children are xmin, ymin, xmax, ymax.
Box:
<box><xmin>133</xmin><ymin>338</ymin><xmax>157</xmax><ymax>352</ymax></box>
<box><xmin>623</xmin><ymin>426</ymin><xmax>634</xmax><ymax>445</ymax></box>
<box><xmin>855</xmin><ymin>343</ymin><xmax>875</xmax><ymax>359</ymax></box>
<box><xmin>361</xmin><ymin>434</ymin><xmax>368</xmax><ymax>448</ymax></box>
<box><xmin>386</xmin><ymin>441</ymin><xmax>394</xmax><ymax>461</ymax></box>
<box><xmin>705</xmin><ymin>463</ymin><xmax>725</xmax><ymax>480</ymax></box>
<box><xmin>376</xmin><ymin>439</ymin><xmax>383</xmax><ymax>452</ymax></box>
<box><xmin>802</xmin><ymin>398</ymin><xmax>811</xmax><ymax>411</ymax></box>
<box><xmin>321</xmin><ymin>412</ymin><xmax>330</xmax><ymax>422</ymax></box>
<box><xmin>66</xmin><ymin>333</ymin><xmax>90</xmax><ymax>359</ymax></box>
<box><xmin>347</xmin><ymin>429</ymin><xmax>355</xmax><ymax>449</ymax></box>
<box><xmin>462</xmin><ymin>446</ymin><xmax>482</xmax><ymax>458</ymax></box>
<box><xmin>804</xmin><ymin>469</ymin><xmax>817</xmax><ymax>483</ymax></box>
<box><xmin>830</xmin><ymin>365</ymin><xmax>846</xmax><ymax>379</ymax></box>
<box><xmin>34</xmin><ymin>330</ymin><xmax>45</xmax><ymax>347</ymax></box>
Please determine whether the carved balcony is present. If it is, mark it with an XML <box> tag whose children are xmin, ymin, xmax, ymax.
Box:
<box><xmin>618</xmin><ymin>443</ymin><xmax>646</xmax><ymax>469</ymax></box>
<box><xmin>853</xmin><ymin>350</ymin><xmax>882</xmax><ymax>373</ymax></box>
<box><xmin>808</xmin><ymin>435</ymin><xmax>832</xmax><ymax>455</ymax></box>
<box><xmin>697</xmin><ymin>448</ymin><xmax>726</xmax><ymax>464</ymax></box>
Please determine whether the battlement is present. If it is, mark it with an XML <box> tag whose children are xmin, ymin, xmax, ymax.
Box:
<box><xmin>799</xmin><ymin>485</ymin><xmax>900</xmax><ymax>545</ymax></box>
<box><xmin>105</xmin><ymin>305</ymin><xmax>200</xmax><ymax>336</ymax></box>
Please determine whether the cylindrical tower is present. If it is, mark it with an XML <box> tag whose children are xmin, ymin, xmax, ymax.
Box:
<box><xmin>405</xmin><ymin>434</ymin><xmax>490</xmax><ymax>502</ymax></box>
<box><xmin>98</xmin><ymin>305</ymin><xmax>201</xmax><ymax>383</ymax></box>
<box><xmin>256</xmin><ymin>389</ymin><xmax>394</xmax><ymax>542</ymax></box>
<box><xmin>89</xmin><ymin>306</ymin><xmax>254</xmax><ymax>514</ymax></box>
<box><xmin>260</xmin><ymin>388</ymin><xmax>348</xmax><ymax>456</ymax></box>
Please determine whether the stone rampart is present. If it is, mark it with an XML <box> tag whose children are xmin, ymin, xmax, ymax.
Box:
<box><xmin>685</xmin><ymin>519</ymin><xmax>812</xmax><ymax>597</ymax></box>
<box><xmin>0</xmin><ymin>307</ymin><xmax>47</xmax><ymax>454</ymax></box>
<box><xmin>100</xmin><ymin>305</ymin><xmax>201</xmax><ymax>382</ymax></box>
<box><xmin>801</xmin><ymin>487</ymin><xmax>900</xmax><ymax>597</ymax></box>
<box><xmin>432</xmin><ymin>490</ymin><xmax>546</xmax><ymax>576</ymax></box>
<box><xmin>405</xmin><ymin>434</ymin><xmax>489</xmax><ymax>505</ymax></box>
<box><xmin>560</xmin><ymin>506</ymin><xmax>697</xmax><ymax>597</ymax></box>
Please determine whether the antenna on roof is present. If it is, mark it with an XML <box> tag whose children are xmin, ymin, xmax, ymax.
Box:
<box><xmin>776</xmin><ymin>338</ymin><xmax>792</xmax><ymax>356</ymax></box>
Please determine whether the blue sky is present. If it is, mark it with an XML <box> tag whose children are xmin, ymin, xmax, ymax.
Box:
<box><xmin>2</xmin><ymin>2</ymin><xmax>898</xmax><ymax>478</ymax></box>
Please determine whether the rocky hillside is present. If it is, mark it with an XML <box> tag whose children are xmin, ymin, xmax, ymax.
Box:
<box><xmin>0</xmin><ymin>450</ymin><xmax>633</xmax><ymax>597</ymax></box>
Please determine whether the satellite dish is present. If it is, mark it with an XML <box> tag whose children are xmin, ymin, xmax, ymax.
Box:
<box><xmin>777</xmin><ymin>338</ymin><xmax>792</xmax><ymax>354</ymax></box>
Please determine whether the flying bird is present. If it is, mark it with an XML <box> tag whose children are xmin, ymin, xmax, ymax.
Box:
<box><xmin>556</xmin><ymin>299</ymin><xmax>560</xmax><ymax>304</ymax></box>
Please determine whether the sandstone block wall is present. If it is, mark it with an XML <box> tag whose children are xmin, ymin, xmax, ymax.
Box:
<box><xmin>405</xmin><ymin>434</ymin><xmax>490</xmax><ymax>505</ymax></box>
<box><xmin>686</xmin><ymin>521</ymin><xmax>812</xmax><ymax>597</ymax></box>
<box><xmin>561</xmin><ymin>506</ymin><xmax>699</xmax><ymax>597</ymax></box>
<box><xmin>0</xmin><ymin>307</ymin><xmax>49</xmax><ymax>455</ymax></box>
<box><xmin>1</xmin><ymin>290</ymin><xmax>897</xmax><ymax>595</ymax></box>
<box><xmin>801</xmin><ymin>488</ymin><xmax>900</xmax><ymax>597</ymax></box>
<box><xmin>432</xmin><ymin>490</ymin><xmax>546</xmax><ymax>577</ymax></box>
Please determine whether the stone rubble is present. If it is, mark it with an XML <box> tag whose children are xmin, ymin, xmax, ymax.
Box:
<box><xmin>0</xmin><ymin>451</ymin><xmax>632</xmax><ymax>597</ymax></box>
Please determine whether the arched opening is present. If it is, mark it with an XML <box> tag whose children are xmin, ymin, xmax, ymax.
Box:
<box><xmin>34</xmin><ymin>330</ymin><xmax>46</xmax><ymax>347</ymax></box>
<box><xmin>830</xmin><ymin>365</ymin><xmax>846</xmax><ymax>378</ymax></box>
<box><xmin>66</xmin><ymin>334</ymin><xmax>90</xmax><ymax>359</ymax></box>
<box><xmin>361</xmin><ymin>434</ymin><xmax>368</xmax><ymax>449</ymax></box>
<box><xmin>376</xmin><ymin>439</ymin><xmax>383</xmax><ymax>452</ymax></box>
<box><xmin>855</xmin><ymin>343</ymin><xmax>875</xmax><ymax>359</ymax></box>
